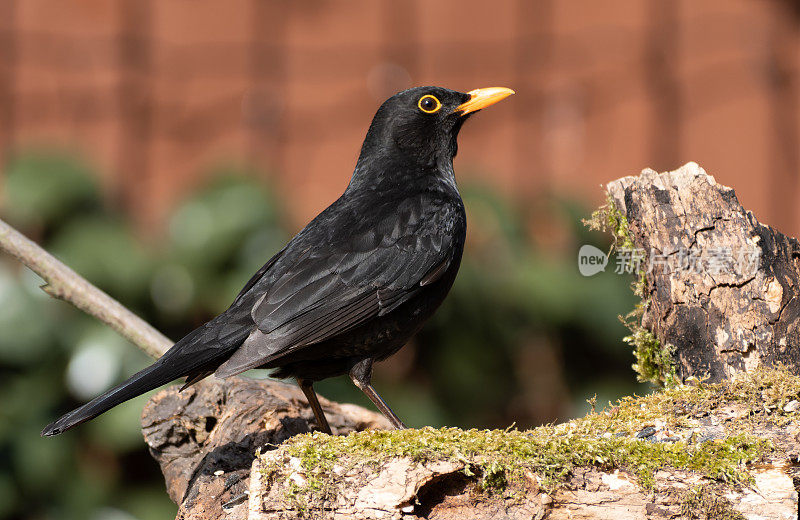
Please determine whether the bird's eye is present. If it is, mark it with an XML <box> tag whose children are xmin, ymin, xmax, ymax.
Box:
<box><xmin>417</xmin><ymin>95</ymin><xmax>442</xmax><ymax>114</ymax></box>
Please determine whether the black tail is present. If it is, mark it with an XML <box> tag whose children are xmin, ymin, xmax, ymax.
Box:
<box><xmin>41</xmin><ymin>356</ymin><xmax>187</xmax><ymax>436</ymax></box>
<box><xmin>41</xmin><ymin>311</ymin><xmax>253</xmax><ymax>437</ymax></box>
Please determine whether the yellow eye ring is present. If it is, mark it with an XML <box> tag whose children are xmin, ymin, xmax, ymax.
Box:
<box><xmin>417</xmin><ymin>95</ymin><xmax>442</xmax><ymax>114</ymax></box>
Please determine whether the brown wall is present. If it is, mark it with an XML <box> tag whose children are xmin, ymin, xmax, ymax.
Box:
<box><xmin>1</xmin><ymin>0</ymin><xmax>799</xmax><ymax>236</ymax></box>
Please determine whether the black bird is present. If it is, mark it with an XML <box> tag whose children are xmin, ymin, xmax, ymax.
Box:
<box><xmin>42</xmin><ymin>85</ymin><xmax>514</xmax><ymax>436</ymax></box>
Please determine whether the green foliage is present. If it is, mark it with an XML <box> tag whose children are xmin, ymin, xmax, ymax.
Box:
<box><xmin>166</xmin><ymin>175</ymin><xmax>288</xmax><ymax>314</ymax></box>
<box><xmin>51</xmin><ymin>217</ymin><xmax>153</xmax><ymax>302</ymax></box>
<box><xmin>2</xmin><ymin>150</ymin><xmax>100</xmax><ymax>227</ymax></box>
<box><xmin>0</xmin><ymin>153</ymin><xmax>288</xmax><ymax>520</ymax></box>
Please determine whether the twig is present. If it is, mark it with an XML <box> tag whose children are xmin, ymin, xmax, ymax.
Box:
<box><xmin>0</xmin><ymin>217</ymin><xmax>171</xmax><ymax>358</ymax></box>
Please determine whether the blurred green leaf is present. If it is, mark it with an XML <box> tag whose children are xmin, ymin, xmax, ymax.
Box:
<box><xmin>119</xmin><ymin>488</ymin><xmax>179</xmax><ymax>520</ymax></box>
<box><xmin>169</xmin><ymin>176</ymin><xmax>282</xmax><ymax>268</ymax></box>
<box><xmin>49</xmin><ymin>217</ymin><xmax>152</xmax><ymax>304</ymax></box>
<box><xmin>0</xmin><ymin>265</ymin><xmax>56</xmax><ymax>365</ymax></box>
<box><xmin>2</xmin><ymin>150</ymin><xmax>100</xmax><ymax>227</ymax></box>
<box><xmin>0</xmin><ymin>473</ymin><xmax>17</xmax><ymax>518</ymax></box>
<box><xmin>87</xmin><ymin>392</ymin><xmax>159</xmax><ymax>452</ymax></box>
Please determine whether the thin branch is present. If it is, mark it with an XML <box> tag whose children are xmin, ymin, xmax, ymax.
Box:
<box><xmin>0</xmin><ymin>217</ymin><xmax>171</xmax><ymax>358</ymax></box>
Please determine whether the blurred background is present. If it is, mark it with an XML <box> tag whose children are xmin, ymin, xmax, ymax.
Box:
<box><xmin>0</xmin><ymin>1</ymin><xmax>798</xmax><ymax>518</ymax></box>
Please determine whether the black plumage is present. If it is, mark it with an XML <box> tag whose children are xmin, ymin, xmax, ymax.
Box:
<box><xmin>42</xmin><ymin>85</ymin><xmax>514</xmax><ymax>436</ymax></box>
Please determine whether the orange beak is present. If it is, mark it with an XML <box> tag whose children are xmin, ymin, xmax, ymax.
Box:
<box><xmin>453</xmin><ymin>87</ymin><xmax>515</xmax><ymax>115</ymax></box>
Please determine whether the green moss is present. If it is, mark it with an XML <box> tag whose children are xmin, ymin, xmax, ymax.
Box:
<box><xmin>586</xmin><ymin>194</ymin><xmax>677</xmax><ymax>386</ymax></box>
<box><xmin>584</xmin><ymin>193</ymin><xmax>635</xmax><ymax>251</ymax></box>
<box><xmin>681</xmin><ymin>484</ymin><xmax>746</xmax><ymax>520</ymax></box>
<box><xmin>622</xmin><ymin>306</ymin><xmax>678</xmax><ymax>386</ymax></box>
<box><xmin>261</xmin><ymin>368</ymin><xmax>800</xmax><ymax>507</ymax></box>
<box><xmin>266</xmin><ymin>427</ymin><xmax>764</xmax><ymax>501</ymax></box>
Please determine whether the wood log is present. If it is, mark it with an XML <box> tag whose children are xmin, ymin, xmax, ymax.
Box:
<box><xmin>141</xmin><ymin>163</ymin><xmax>800</xmax><ymax>519</ymax></box>
<box><xmin>143</xmin><ymin>370</ymin><xmax>800</xmax><ymax>519</ymax></box>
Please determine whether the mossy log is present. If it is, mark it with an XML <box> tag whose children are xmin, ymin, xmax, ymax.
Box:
<box><xmin>143</xmin><ymin>370</ymin><xmax>800</xmax><ymax>520</ymax></box>
<box><xmin>605</xmin><ymin>162</ymin><xmax>800</xmax><ymax>383</ymax></box>
<box><xmin>142</xmin><ymin>163</ymin><xmax>800</xmax><ymax>519</ymax></box>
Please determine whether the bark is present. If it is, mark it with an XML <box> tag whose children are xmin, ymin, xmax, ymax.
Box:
<box><xmin>141</xmin><ymin>377</ymin><xmax>391</xmax><ymax>520</ymax></box>
<box><xmin>606</xmin><ymin>162</ymin><xmax>800</xmax><ymax>382</ymax></box>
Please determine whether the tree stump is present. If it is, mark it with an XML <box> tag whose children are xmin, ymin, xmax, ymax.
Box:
<box><xmin>606</xmin><ymin>162</ymin><xmax>800</xmax><ymax>382</ymax></box>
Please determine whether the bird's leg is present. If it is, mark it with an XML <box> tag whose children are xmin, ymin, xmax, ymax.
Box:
<box><xmin>349</xmin><ymin>358</ymin><xmax>407</xmax><ymax>430</ymax></box>
<box><xmin>296</xmin><ymin>378</ymin><xmax>332</xmax><ymax>434</ymax></box>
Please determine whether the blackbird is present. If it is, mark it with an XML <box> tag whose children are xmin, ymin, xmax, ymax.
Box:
<box><xmin>42</xmin><ymin>85</ymin><xmax>514</xmax><ymax>436</ymax></box>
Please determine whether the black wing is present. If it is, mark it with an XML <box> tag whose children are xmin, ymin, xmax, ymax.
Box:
<box><xmin>214</xmin><ymin>197</ymin><xmax>461</xmax><ymax>377</ymax></box>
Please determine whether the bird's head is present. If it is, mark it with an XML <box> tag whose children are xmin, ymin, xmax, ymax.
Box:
<box><xmin>355</xmin><ymin>86</ymin><xmax>514</xmax><ymax>176</ymax></box>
